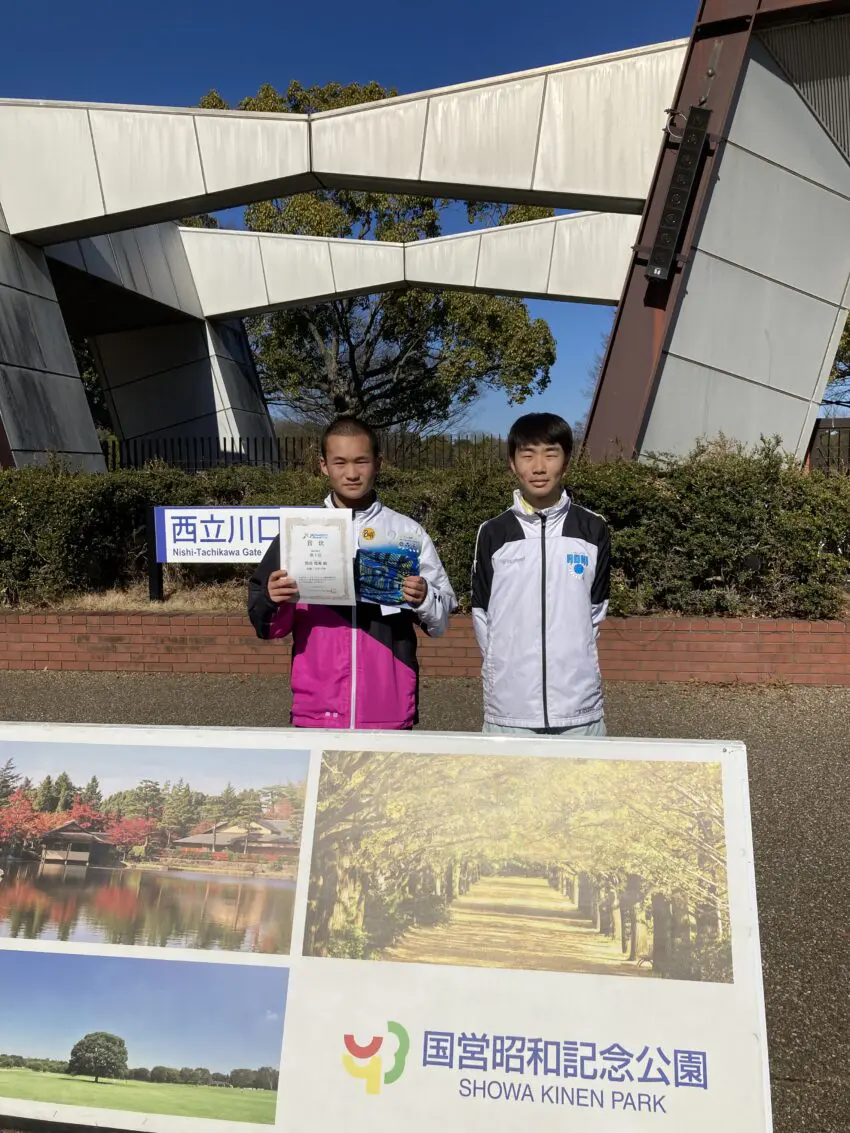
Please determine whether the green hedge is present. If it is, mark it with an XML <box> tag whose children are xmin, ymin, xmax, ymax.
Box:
<box><xmin>1</xmin><ymin>441</ymin><xmax>849</xmax><ymax>618</ymax></box>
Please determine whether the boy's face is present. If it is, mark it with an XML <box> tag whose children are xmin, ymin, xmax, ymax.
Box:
<box><xmin>510</xmin><ymin>442</ymin><xmax>568</xmax><ymax>509</ymax></box>
<box><xmin>320</xmin><ymin>433</ymin><xmax>381</xmax><ymax>507</ymax></box>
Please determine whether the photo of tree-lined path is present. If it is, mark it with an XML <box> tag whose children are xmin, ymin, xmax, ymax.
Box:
<box><xmin>304</xmin><ymin>751</ymin><xmax>733</xmax><ymax>983</ymax></box>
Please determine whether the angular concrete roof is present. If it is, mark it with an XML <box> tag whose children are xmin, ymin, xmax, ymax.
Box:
<box><xmin>0</xmin><ymin>39</ymin><xmax>686</xmax><ymax>243</ymax></box>
<box><xmin>178</xmin><ymin>212</ymin><xmax>639</xmax><ymax>318</ymax></box>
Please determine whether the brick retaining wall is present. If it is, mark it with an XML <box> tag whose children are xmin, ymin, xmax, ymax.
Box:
<box><xmin>0</xmin><ymin>613</ymin><xmax>848</xmax><ymax>684</ymax></box>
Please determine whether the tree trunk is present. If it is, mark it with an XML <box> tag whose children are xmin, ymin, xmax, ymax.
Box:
<box><xmin>577</xmin><ymin>872</ymin><xmax>594</xmax><ymax>915</ymax></box>
<box><xmin>308</xmin><ymin>840</ymin><xmax>364</xmax><ymax>953</ymax></box>
<box><xmin>433</xmin><ymin>865</ymin><xmax>442</xmax><ymax>898</ymax></box>
<box><xmin>671</xmin><ymin>888</ymin><xmax>693</xmax><ymax>979</ymax></box>
<box><xmin>651</xmin><ymin>892</ymin><xmax>672</xmax><ymax>976</ymax></box>
<box><xmin>630</xmin><ymin>899</ymin><xmax>649</xmax><ymax>961</ymax></box>
<box><xmin>613</xmin><ymin>889</ymin><xmax>626</xmax><ymax>953</ymax></box>
<box><xmin>598</xmin><ymin>887</ymin><xmax>613</xmax><ymax>937</ymax></box>
<box><xmin>445</xmin><ymin>860</ymin><xmax>460</xmax><ymax>904</ymax></box>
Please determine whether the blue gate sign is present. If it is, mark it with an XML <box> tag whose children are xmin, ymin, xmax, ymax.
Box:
<box><xmin>154</xmin><ymin>507</ymin><xmax>281</xmax><ymax>563</ymax></box>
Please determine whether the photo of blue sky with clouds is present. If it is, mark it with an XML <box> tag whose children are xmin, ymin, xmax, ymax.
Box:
<box><xmin>2</xmin><ymin>0</ymin><xmax>700</xmax><ymax>435</ymax></box>
<box><xmin>0</xmin><ymin>741</ymin><xmax>309</xmax><ymax>797</ymax></box>
<box><xmin>0</xmin><ymin>952</ymin><xmax>287</xmax><ymax>1070</ymax></box>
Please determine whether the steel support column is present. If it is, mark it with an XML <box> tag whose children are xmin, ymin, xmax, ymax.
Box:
<box><xmin>583</xmin><ymin>0</ymin><xmax>850</xmax><ymax>461</ymax></box>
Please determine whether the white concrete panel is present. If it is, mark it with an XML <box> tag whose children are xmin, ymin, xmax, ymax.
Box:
<box><xmin>730</xmin><ymin>41</ymin><xmax>850</xmax><ymax>197</ymax></box>
<box><xmin>0</xmin><ymin>234</ymin><xmax>27</xmax><ymax>292</ymax></box>
<box><xmin>14</xmin><ymin>241</ymin><xmax>60</xmax><ymax>300</ymax></box>
<box><xmin>139</xmin><ymin>408</ymin><xmax>230</xmax><ymax>441</ymax></box>
<box><xmin>0</xmin><ymin>285</ymin><xmax>37</xmax><ymax>368</ymax></box>
<box><xmin>110</xmin><ymin>230</ymin><xmax>153</xmax><ymax>298</ymax></box>
<box><xmin>668</xmin><ymin>252</ymin><xmax>841</xmax><ymax>400</ymax></box>
<box><xmin>134</xmin><ymin>225</ymin><xmax>181</xmax><ymax>310</ymax></box>
<box><xmin>181</xmin><ymin>215</ymin><xmax>634</xmax><ymax>317</ymax></box>
<box><xmin>207</xmin><ymin>319</ymin><xmax>252</xmax><ymax>366</ymax></box>
<box><xmin>89</xmin><ymin>110</ymin><xmax>205</xmax><ymax>215</ymax></box>
<box><xmin>44</xmin><ymin>241</ymin><xmax>86</xmax><ymax>272</ymax></box>
<box><xmin>79</xmin><ymin>235</ymin><xmax>122</xmax><ymax>287</ymax></box>
<box><xmin>180</xmin><ymin>229</ymin><xmax>268</xmax><ymax>317</ymax></box>
<box><xmin>158</xmin><ymin>222</ymin><xmax>202</xmax><ymax>317</ymax></box>
<box><xmin>329</xmin><ymin>240</ymin><xmax>404</xmax><ymax>295</ymax></box>
<box><xmin>548</xmin><ymin>212</ymin><xmax>637</xmax><ymax>301</ymax></box>
<box><xmin>535</xmin><ymin>46</ymin><xmax>684</xmax><ymax>200</ymax></box>
<box><xmin>93</xmin><ymin>322</ymin><xmax>210</xmax><ymax>386</ymax></box>
<box><xmin>260</xmin><ymin>235</ymin><xmax>336</xmax><ymax>307</ymax></box>
<box><xmin>0</xmin><ymin>105</ymin><xmax>104</xmax><ymax>234</ymax></box>
<box><xmin>230</xmin><ymin>407</ymin><xmax>276</xmax><ymax>438</ymax></box>
<box><xmin>313</xmin><ymin>100</ymin><xmax>428</xmax><ymax>182</ymax></box>
<box><xmin>698</xmin><ymin>144</ymin><xmax>850</xmax><ymax>305</ymax></box>
<box><xmin>110</xmin><ymin>359</ymin><xmax>220</xmax><ymax>437</ymax></box>
<box><xmin>641</xmin><ymin>355</ymin><xmax>809</xmax><ymax>457</ymax></box>
<box><xmin>476</xmin><ymin>218</ymin><xmax>555</xmax><ymax>295</ymax></box>
<box><xmin>213</xmin><ymin>357</ymin><xmax>271</xmax><ymax>418</ymax></box>
<box><xmin>195</xmin><ymin>114</ymin><xmax>311</xmax><ymax>193</ymax></box>
<box><xmin>420</xmin><ymin>76</ymin><xmax>546</xmax><ymax>191</ymax></box>
<box><xmin>405</xmin><ymin>232</ymin><xmax>480</xmax><ymax>289</ymax></box>
<box><xmin>24</xmin><ymin>293</ymin><xmax>79</xmax><ymax>376</ymax></box>
<box><xmin>0</xmin><ymin>286</ymin><xmax>76</xmax><ymax>375</ymax></box>
<box><xmin>0</xmin><ymin>367</ymin><xmax>101</xmax><ymax>459</ymax></box>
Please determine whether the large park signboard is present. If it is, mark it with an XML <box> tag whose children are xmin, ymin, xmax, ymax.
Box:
<box><xmin>0</xmin><ymin>724</ymin><xmax>771</xmax><ymax>1132</ymax></box>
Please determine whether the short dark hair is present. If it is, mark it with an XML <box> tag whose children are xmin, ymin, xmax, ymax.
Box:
<box><xmin>320</xmin><ymin>416</ymin><xmax>380</xmax><ymax>459</ymax></box>
<box><xmin>508</xmin><ymin>413</ymin><xmax>574</xmax><ymax>462</ymax></box>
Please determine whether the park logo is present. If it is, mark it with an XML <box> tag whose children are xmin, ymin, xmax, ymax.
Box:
<box><xmin>342</xmin><ymin>1021</ymin><xmax>410</xmax><ymax>1094</ymax></box>
<box><xmin>566</xmin><ymin>552</ymin><xmax>590</xmax><ymax>578</ymax></box>
<box><xmin>361</xmin><ymin>527</ymin><xmax>376</xmax><ymax>542</ymax></box>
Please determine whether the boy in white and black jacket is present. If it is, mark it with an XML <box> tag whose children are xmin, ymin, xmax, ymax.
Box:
<box><xmin>471</xmin><ymin>413</ymin><xmax>610</xmax><ymax>736</ymax></box>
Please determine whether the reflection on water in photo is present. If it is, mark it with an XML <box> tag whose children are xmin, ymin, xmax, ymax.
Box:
<box><xmin>0</xmin><ymin>862</ymin><xmax>296</xmax><ymax>953</ymax></box>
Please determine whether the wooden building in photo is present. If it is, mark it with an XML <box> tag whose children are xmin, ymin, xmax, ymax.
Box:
<box><xmin>174</xmin><ymin>818</ymin><xmax>296</xmax><ymax>858</ymax></box>
<box><xmin>39</xmin><ymin>821</ymin><xmax>116</xmax><ymax>867</ymax></box>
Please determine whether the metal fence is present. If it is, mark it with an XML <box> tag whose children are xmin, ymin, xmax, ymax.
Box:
<box><xmin>102</xmin><ymin>433</ymin><xmax>510</xmax><ymax>473</ymax></box>
<box><xmin>809</xmin><ymin>418</ymin><xmax>850</xmax><ymax>473</ymax></box>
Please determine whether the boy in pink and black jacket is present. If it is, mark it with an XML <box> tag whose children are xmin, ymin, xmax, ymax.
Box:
<box><xmin>248</xmin><ymin>417</ymin><xmax>456</xmax><ymax>730</ymax></box>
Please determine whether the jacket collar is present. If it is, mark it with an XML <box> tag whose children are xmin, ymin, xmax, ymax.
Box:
<box><xmin>324</xmin><ymin>493</ymin><xmax>382</xmax><ymax>523</ymax></box>
<box><xmin>511</xmin><ymin>488</ymin><xmax>570</xmax><ymax>523</ymax></box>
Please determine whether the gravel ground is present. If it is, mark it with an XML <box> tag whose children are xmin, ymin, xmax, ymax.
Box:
<box><xmin>0</xmin><ymin>671</ymin><xmax>847</xmax><ymax>1133</ymax></box>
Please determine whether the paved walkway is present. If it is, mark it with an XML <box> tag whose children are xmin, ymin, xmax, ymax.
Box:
<box><xmin>380</xmin><ymin>874</ymin><xmax>644</xmax><ymax>976</ymax></box>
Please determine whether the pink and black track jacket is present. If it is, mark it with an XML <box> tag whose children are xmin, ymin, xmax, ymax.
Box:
<box><xmin>248</xmin><ymin>496</ymin><xmax>457</xmax><ymax>729</ymax></box>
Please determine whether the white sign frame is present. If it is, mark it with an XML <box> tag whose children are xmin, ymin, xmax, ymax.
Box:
<box><xmin>0</xmin><ymin>723</ymin><xmax>772</xmax><ymax>1133</ymax></box>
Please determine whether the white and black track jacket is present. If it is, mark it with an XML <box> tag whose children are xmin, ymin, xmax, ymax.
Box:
<box><xmin>472</xmin><ymin>490</ymin><xmax>611</xmax><ymax>729</ymax></box>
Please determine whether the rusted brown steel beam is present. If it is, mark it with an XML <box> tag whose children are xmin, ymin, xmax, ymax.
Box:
<box><xmin>709</xmin><ymin>0</ymin><xmax>850</xmax><ymax>22</ymax></box>
<box><xmin>582</xmin><ymin>0</ymin><xmax>850</xmax><ymax>462</ymax></box>
<box><xmin>0</xmin><ymin>421</ymin><xmax>13</xmax><ymax>469</ymax></box>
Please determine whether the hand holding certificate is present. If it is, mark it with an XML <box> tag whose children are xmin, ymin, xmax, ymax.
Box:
<box><xmin>279</xmin><ymin>508</ymin><xmax>356</xmax><ymax>605</ymax></box>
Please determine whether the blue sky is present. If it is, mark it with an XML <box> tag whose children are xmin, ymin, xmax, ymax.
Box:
<box><xmin>0</xmin><ymin>952</ymin><xmax>287</xmax><ymax>1070</ymax></box>
<box><xmin>2</xmin><ymin>0</ymin><xmax>699</xmax><ymax>434</ymax></box>
<box><xmin>0</xmin><ymin>741</ymin><xmax>309</xmax><ymax>797</ymax></box>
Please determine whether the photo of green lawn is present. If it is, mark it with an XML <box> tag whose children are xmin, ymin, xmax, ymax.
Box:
<box><xmin>0</xmin><ymin>1070</ymin><xmax>272</xmax><ymax>1123</ymax></box>
<box><xmin>0</xmin><ymin>951</ymin><xmax>287</xmax><ymax>1126</ymax></box>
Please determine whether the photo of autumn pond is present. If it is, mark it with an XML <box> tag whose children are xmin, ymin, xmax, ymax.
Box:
<box><xmin>304</xmin><ymin>750</ymin><xmax>733</xmax><ymax>983</ymax></box>
<box><xmin>0</xmin><ymin>742</ymin><xmax>308</xmax><ymax>954</ymax></box>
<box><xmin>0</xmin><ymin>950</ymin><xmax>287</xmax><ymax>1125</ymax></box>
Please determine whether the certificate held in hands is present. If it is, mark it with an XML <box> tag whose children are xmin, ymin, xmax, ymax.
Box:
<box><xmin>279</xmin><ymin>508</ymin><xmax>356</xmax><ymax>605</ymax></box>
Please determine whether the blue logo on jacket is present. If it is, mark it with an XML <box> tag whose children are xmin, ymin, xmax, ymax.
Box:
<box><xmin>566</xmin><ymin>553</ymin><xmax>589</xmax><ymax>577</ymax></box>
